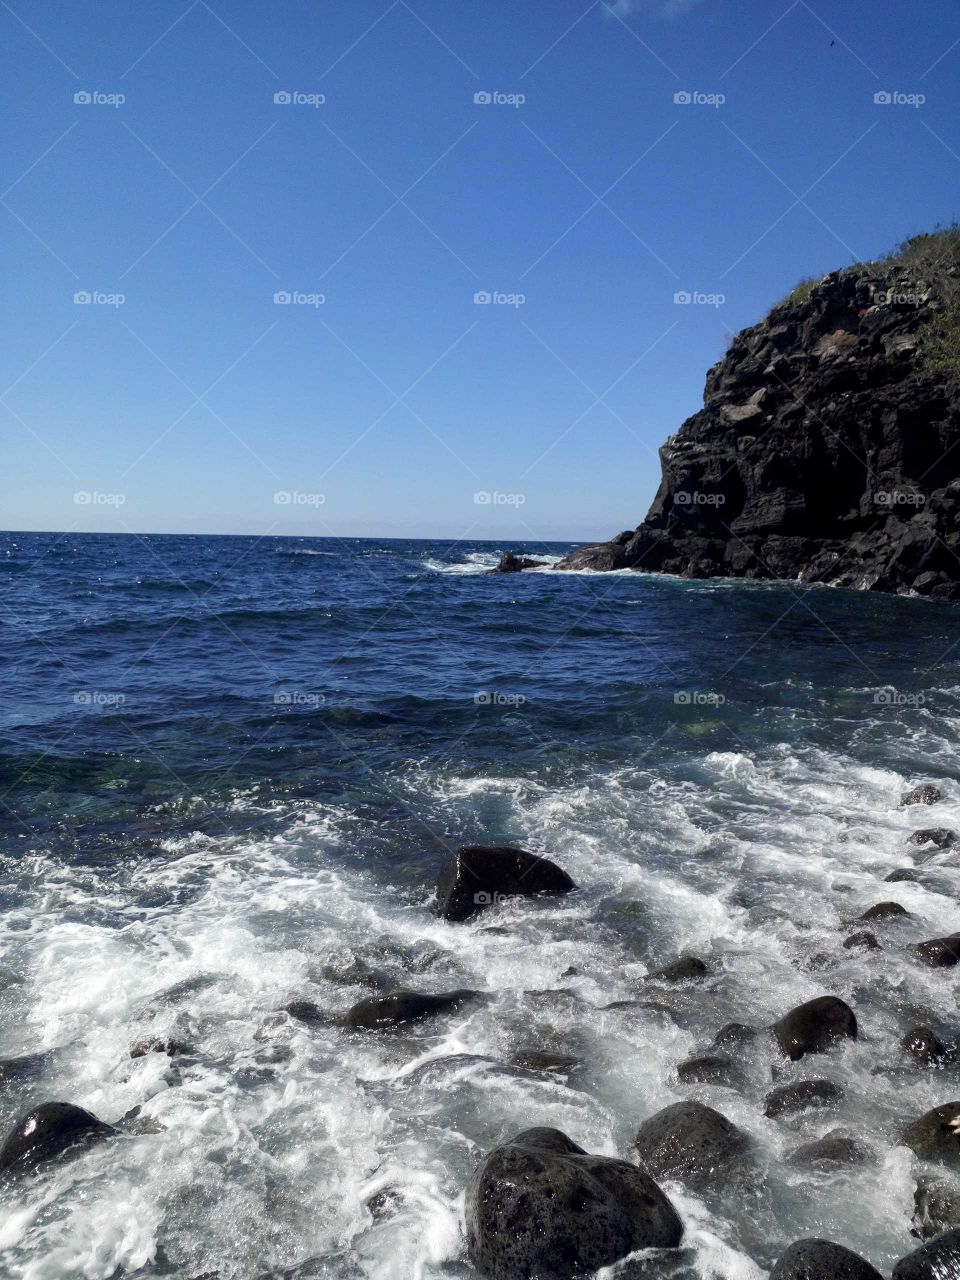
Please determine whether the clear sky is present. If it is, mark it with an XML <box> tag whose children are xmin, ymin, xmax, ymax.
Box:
<box><xmin>2</xmin><ymin>0</ymin><xmax>958</xmax><ymax>541</ymax></box>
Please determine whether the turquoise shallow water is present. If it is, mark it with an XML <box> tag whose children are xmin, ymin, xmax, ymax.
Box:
<box><xmin>1</xmin><ymin>532</ymin><xmax>959</xmax><ymax>1278</ymax></box>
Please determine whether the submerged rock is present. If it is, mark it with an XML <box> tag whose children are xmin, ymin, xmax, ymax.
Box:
<box><xmin>634</xmin><ymin>1100</ymin><xmax>752</xmax><ymax>1192</ymax></box>
<box><xmin>785</xmin><ymin>1131</ymin><xmax>873</xmax><ymax>1171</ymax></box>
<box><xmin>901</xmin><ymin>786</ymin><xmax>943</xmax><ymax>808</ymax></box>
<box><xmin>772</xmin><ymin>996</ymin><xmax>858</xmax><ymax>1061</ymax></box>
<box><xmin>913</xmin><ymin>1179</ymin><xmax>960</xmax><ymax>1240</ymax></box>
<box><xmin>902</xmin><ymin>1103</ymin><xmax>960</xmax><ymax>1168</ymax></box>
<box><xmin>770</xmin><ymin>1239</ymin><xmax>884</xmax><ymax>1280</ymax></box>
<box><xmin>901</xmin><ymin>1026</ymin><xmax>955</xmax><ymax>1066</ymax></box>
<box><xmin>130</xmin><ymin>1034</ymin><xmax>192</xmax><ymax>1058</ymax></box>
<box><xmin>489</xmin><ymin>552</ymin><xmax>548</xmax><ymax>573</ymax></box>
<box><xmin>765</xmin><ymin>1078</ymin><xmax>843</xmax><ymax>1118</ymax></box>
<box><xmin>912</xmin><ymin>935</ymin><xmax>960</xmax><ymax>968</ymax></box>
<box><xmin>893</xmin><ymin>1229</ymin><xmax>960</xmax><ymax>1280</ymax></box>
<box><xmin>510</xmin><ymin>1049</ymin><xmax>580</xmax><ymax>1074</ymax></box>
<box><xmin>434</xmin><ymin>845</ymin><xmax>576</xmax><ymax>922</ymax></box>
<box><xmin>0</xmin><ymin>1051</ymin><xmax>51</xmax><ymax>1089</ymax></box>
<box><xmin>0</xmin><ymin>1102</ymin><xmax>115</xmax><ymax>1173</ymax></box>
<box><xmin>843</xmin><ymin>931</ymin><xmax>881</xmax><ymax>952</ymax></box>
<box><xmin>676</xmin><ymin>1054</ymin><xmax>746</xmax><ymax>1089</ymax></box>
<box><xmin>647</xmin><ymin>956</ymin><xmax>709</xmax><ymax>984</ymax></box>
<box><xmin>281</xmin><ymin>1000</ymin><xmax>325</xmax><ymax>1025</ymax></box>
<box><xmin>886</xmin><ymin>869</ymin><xmax>921</xmax><ymax>883</ymax></box>
<box><xmin>465</xmin><ymin>1127</ymin><xmax>683</xmax><ymax>1280</ymax></box>
<box><xmin>340</xmin><ymin>987</ymin><xmax>480</xmax><ymax>1029</ymax></box>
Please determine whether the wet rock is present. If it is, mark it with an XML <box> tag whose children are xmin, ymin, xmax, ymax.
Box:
<box><xmin>857</xmin><ymin>901</ymin><xmax>910</xmax><ymax>922</ymax></box>
<box><xmin>902</xmin><ymin>1026</ymin><xmax>956</xmax><ymax>1066</ymax></box>
<box><xmin>843</xmin><ymin>931</ymin><xmax>881</xmax><ymax>952</ymax></box>
<box><xmin>676</xmin><ymin>1054</ymin><xmax>746</xmax><ymax>1089</ymax></box>
<box><xmin>319</xmin><ymin>957</ymin><xmax>383</xmax><ymax>988</ymax></box>
<box><xmin>0</xmin><ymin>1102</ymin><xmax>115</xmax><ymax>1173</ymax></box>
<box><xmin>912</xmin><ymin>935</ymin><xmax>960</xmax><ymax>968</ymax></box>
<box><xmin>340</xmin><ymin>987</ymin><xmax>481</xmax><ymax>1029</ymax></box>
<box><xmin>764</xmin><ymin>1078</ymin><xmax>843</xmax><ymax>1118</ymax></box>
<box><xmin>465</xmin><ymin>1126</ymin><xmax>683</xmax><ymax>1279</ymax></box>
<box><xmin>785</xmin><ymin>1130</ymin><xmax>873</xmax><ymax>1171</ymax></box>
<box><xmin>772</xmin><ymin>996</ymin><xmax>858</xmax><ymax>1061</ymax></box>
<box><xmin>634</xmin><ymin>1100</ymin><xmax>752</xmax><ymax>1192</ymax></box>
<box><xmin>434</xmin><ymin>845</ymin><xmax>576</xmax><ymax>922</ymax></box>
<box><xmin>711</xmin><ymin>1022</ymin><xmax>759</xmax><ymax>1051</ymax></box>
<box><xmin>130</xmin><ymin>1034</ymin><xmax>192</xmax><ymax>1058</ymax></box>
<box><xmin>901</xmin><ymin>785</ymin><xmax>943</xmax><ymax>808</ymax></box>
<box><xmin>909</xmin><ymin>828</ymin><xmax>955</xmax><ymax>849</ymax></box>
<box><xmin>893</xmin><ymin>1229</ymin><xmax>960</xmax><ymax>1280</ymax></box>
<box><xmin>770</xmin><ymin>1239</ymin><xmax>884</xmax><ymax>1280</ymax></box>
<box><xmin>281</xmin><ymin>1000</ymin><xmax>325</xmax><ymax>1024</ymax></box>
<box><xmin>489</xmin><ymin>552</ymin><xmax>548</xmax><ymax>573</ymax></box>
<box><xmin>0</xmin><ymin>1051</ymin><xmax>51</xmax><ymax>1089</ymax></box>
<box><xmin>902</xmin><ymin>1102</ymin><xmax>960</xmax><ymax>1167</ymax></box>
<box><xmin>886</xmin><ymin>869</ymin><xmax>921</xmax><ymax>883</ymax></box>
<box><xmin>647</xmin><ymin>956</ymin><xmax>709</xmax><ymax>984</ymax></box>
<box><xmin>511</xmin><ymin>1049</ymin><xmax>579</xmax><ymax>1074</ymax></box>
<box><xmin>913</xmin><ymin>1179</ymin><xmax>960</xmax><ymax>1240</ymax></box>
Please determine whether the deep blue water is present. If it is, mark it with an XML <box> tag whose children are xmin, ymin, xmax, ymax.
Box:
<box><xmin>2</xmin><ymin>532</ymin><xmax>960</xmax><ymax>1279</ymax></box>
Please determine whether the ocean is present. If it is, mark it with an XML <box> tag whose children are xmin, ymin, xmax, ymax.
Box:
<box><xmin>1</xmin><ymin>531</ymin><xmax>959</xmax><ymax>1279</ymax></box>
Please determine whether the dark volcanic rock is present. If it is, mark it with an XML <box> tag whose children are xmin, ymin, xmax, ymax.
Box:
<box><xmin>130</xmin><ymin>1034</ymin><xmax>192</xmax><ymax>1058</ymax></box>
<box><xmin>764</xmin><ymin>1078</ymin><xmax>843</xmax><ymax>1118</ymax></box>
<box><xmin>510</xmin><ymin>1049</ymin><xmax>579</xmax><ymax>1074</ymax></box>
<box><xmin>465</xmin><ymin>1127</ymin><xmax>683</xmax><ymax>1279</ymax></box>
<box><xmin>0</xmin><ymin>1051</ymin><xmax>51</xmax><ymax>1089</ymax></box>
<box><xmin>902</xmin><ymin>1026</ymin><xmax>956</xmax><ymax>1066</ymax></box>
<box><xmin>893</xmin><ymin>1229</ymin><xmax>960</xmax><ymax>1280</ymax></box>
<box><xmin>489</xmin><ymin>552</ymin><xmax>548</xmax><ymax>574</ymax></box>
<box><xmin>785</xmin><ymin>1131</ymin><xmax>873</xmax><ymax>1171</ymax></box>
<box><xmin>909</xmin><ymin>828</ymin><xmax>955</xmax><ymax>849</ymax></box>
<box><xmin>341</xmin><ymin>988</ymin><xmax>480</xmax><ymax>1029</ymax></box>
<box><xmin>711</xmin><ymin>1022</ymin><xmax>759</xmax><ymax>1051</ymax></box>
<box><xmin>843</xmin><ymin>931</ymin><xmax>881</xmax><ymax>951</ymax></box>
<box><xmin>772</xmin><ymin>996</ymin><xmax>858</xmax><ymax>1060</ymax></box>
<box><xmin>647</xmin><ymin>956</ymin><xmax>709</xmax><ymax>984</ymax></box>
<box><xmin>634</xmin><ymin>1100</ymin><xmax>752</xmax><ymax>1191</ymax></box>
<box><xmin>902</xmin><ymin>786</ymin><xmax>944</xmax><ymax>808</ymax></box>
<box><xmin>0</xmin><ymin>1102</ymin><xmax>115</xmax><ymax>1173</ymax></box>
<box><xmin>552</xmin><ymin>250</ymin><xmax>960</xmax><ymax>601</ymax></box>
<box><xmin>886</xmin><ymin>869</ymin><xmax>921</xmax><ymax>883</ymax></box>
<box><xmin>434</xmin><ymin>845</ymin><xmax>576</xmax><ymax>921</ymax></box>
<box><xmin>676</xmin><ymin>1054</ymin><xmax>745</xmax><ymax>1089</ymax></box>
<box><xmin>281</xmin><ymin>1000</ymin><xmax>325</xmax><ymax>1025</ymax></box>
<box><xmin>913</xmin><ymin>1180</ymin><xmax>960</xmax><ymax>1240</ymax></box>
<box><xmin>901</xmin><ymin>1102</ymin><xmax>960</xmax><ymax>1167</ymax></box>
<box><xmin>770</xmin><ymin>1239</ymin><xmax>884</xmax><ymax>1280</ymax></box>
<box><xmin>856</xmin><ymin>901</ymin><xmax>910</xmax><ymax>922</ymax></box>
<box><xmin>912</xmin><ymin>934</ymin><xmax>960</xmax><ymax>968</ymax></box>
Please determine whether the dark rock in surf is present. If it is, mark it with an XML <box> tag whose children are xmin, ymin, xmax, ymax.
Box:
<box><xmin>770</xmin><ymin>1239</ymin><xmax>884</xmax><ymax>1280</ymax></box>
<box><xmin>843</xmin><ymin>931</ymin><xmax>881</xmax><ymax>951</ymax></box>
<box><xmin>893</xmin><ymin>1229</ymin><xmax>960</xmax><ymax>1280</ymax></box>
<box><xmin>901</xmin><ymin>1102</ymin><xmax>960</xmax><ymax>1167</ymax></box>
<box><xmin>281</xmin><ymin>1000</ymin><xmax>325</xmax><ymax>1024</ymax></box>
<box><xmin>711</xmin><ymin>1022</ymin><xmax>759</xmax><ymax>1051</ymax></box>
<box><xmin>912</xmin><ymin>934</ymin><xmax>960</xmax><ymax>968</ymax></box>
<box><xmin>130</xmin><ymin>1034</ymin><xmax>192</xmax><ymax>1058</ymax></box>
<box><xmin>772</xmin><ymin>996</ymin><xmax>858</xmax><ymax>1060</ymax></box>
<box><xmin>511</xmin><ymin>1049</ymin><xmax>579</xmax><ymax>1074</ymax></box>
<box><xmin>856</xmin><ymin>901</ymin><xmax>911</xmax><ymax>922</ymax></box>
<box><xmin>0</xmin><ymin>1051</ymin><xmax>51</xmax><ymax>1089</ymax></box>
<box><xmin>647</xmin><ymin>955</ymin><xmax>709</xmax><ymax>984</ymax></box>
<box><xmin>886</xmin><ymin>869</ymin><xmax>921</xmax><ymax>883</ymax></box>
<box><xmin>489</xmin><ymin>552</ymin><xmax>548</xmax><ymax>573</ymax></box>
<box><xmin>465</xmin><ymin>1126</ymin><xmax>683</xmax><ymax>1280</ymax></box>
<box><xmin>909</xmin><ymin>828</ymin><xmax>955</xmax><ymax>849</ymax></box>
<box><xmin>553</xmin><ymin>533</ymin><xmax>633</xmax><ymax>573</ymax></box>
<box><xmin>0</xmin><ymin>1102</ymin><xmax>115</xmax><ymax>1173</ymax></box>
<box><xmin>634</xmin><ymin>1100</ymin><xmax>752</xmax><ymax>1192</ymax></box>
<box><xmin>902</xmin><ymin>1026</ymin><xmax>955</xmax><ymax>1066</ymax></box>
<box><xmin>913</xmin><ymin>1180</ymin><xmax>960</xmax><ymax>1240</ymax></box>
<box><xmin>785</xmin><ymin>1131</ymin><xmax>873</xmax><ymax>1171</ymax></box>
<box><xmin>764</xmin><ymin>1078</ymin><xmax>843</xmax><ymax>1118</ymax></box>
<box><xmin>341</xmin><ymin>987</ymin><xmax>480</xmax><ymax>1030</ymax></box>
<box><xmin>434</xmin><ymin>845</ymin><xmax>576</xmax><ymax>922</ymax></box>
<box><xmin>676</xmin><ymin>1054</ymin><xmax>746</xmax><ymax>1089</ymax></box>
<box><xmin>901</xmin><ymin>785</ymin><xmax>943</xmax><ymax>808</ymax></box>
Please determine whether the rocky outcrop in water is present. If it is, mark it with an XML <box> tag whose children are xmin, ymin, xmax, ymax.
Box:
<box><xmin>771</xmin><ymin>996</ymin><xmax>858</xmax><ymax>1060</ymax></box>
<box><xmin>466</xmin><ymin>1127</ymin><xmax>682</xmax><ymax>1278</ymax></box>
<box><xmin>0</xmin><ymin>1102</ymin><xmax>115</xmax><ymax>1173</ymax></box>
<box><xmin>633</xmin><ymin>1100</ymin><xmax>752</xmax><ymax>1192</ymax></box>
<box><xmin>551</xmin><ymin>240</ymin><xmax>960</xmax><ymax>600</ymax></box>
<box><xmin>434</xmin><ymin>845</ymin><xmax>576</xmax><ymax>921</ymax></box>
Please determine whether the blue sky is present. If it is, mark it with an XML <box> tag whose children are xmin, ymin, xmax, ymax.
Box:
<box><xmin>2</xmin><ymin>0</ymin><xmax>958</xmax><ymax>541</ymax></box>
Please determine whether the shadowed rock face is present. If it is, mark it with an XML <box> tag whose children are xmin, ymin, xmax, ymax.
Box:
<box><xmin>465</xmin><ymin>1127</ymin><xmax>683</xmax><ymax>1280</ymax></box>
<box><xmin>0</xmin><ymin>1102</ymin><xmax>115</xmax><ymax>1173</ymax></box>
<box><xmin>553</xmin><ymin>260</ymin><xmax>960</xmax><ymax>600</ymax></box>
<box><xmin>770</xmin><ymin>1239</ymin><xmax>885</xmax><ymax>1280</ymax></box>
<box><xmin>434</xmin><ymin>846</ymin><xmax>576</xmax><ymax>922</ymax></box>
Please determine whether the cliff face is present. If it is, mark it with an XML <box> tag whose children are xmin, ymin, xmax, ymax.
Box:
<box><xmin>556</xmin><ymin>249</ymin><xmax>960</xmax><ymax>601</ymax></box>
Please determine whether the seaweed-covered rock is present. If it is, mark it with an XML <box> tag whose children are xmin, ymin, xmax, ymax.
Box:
<box><xmin>772</xmin><ymin>996</ymin><xmax>858</xmax><ymax>1060</ymax></box>
<box><xmin>634</xmin><ymin>1100</ymin><xmax>752</xmax><ymax>1191</ymax></box>
<box><xmin>0</xmin><ymin>1102</ymin><xmax>115</xmax><ymax>1173</ymax></box>
<box><xmin>465</xmin><ymin>1127</ymin><xmax>683</xmax><ymax>1279</ymax></box>
<box><xmin>434</xmin><ymin>846</ymin><xmax>576</xmax><ymax>922</ymax></box>
<box><xmin>770</xmin><ymin>1239</ymin><xmax>884</xmax><ymax>1280</ymax></box>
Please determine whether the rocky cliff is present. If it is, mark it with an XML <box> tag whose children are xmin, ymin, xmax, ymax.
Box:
<box><xmin>554</xmin><ymin>231</ymin><xmax>960</xmax><ymax>601</ymax></box>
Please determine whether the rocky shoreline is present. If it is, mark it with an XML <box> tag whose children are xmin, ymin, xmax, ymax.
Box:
<box><xmin>2</xmin><ymin>785</ymin><xmax>959</xmax><ymax>1279</ymax></box>
<box><xmin>501</xmin><ymin>232</ymin><xmax>960</xmax><ymax>600</ymax></box>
